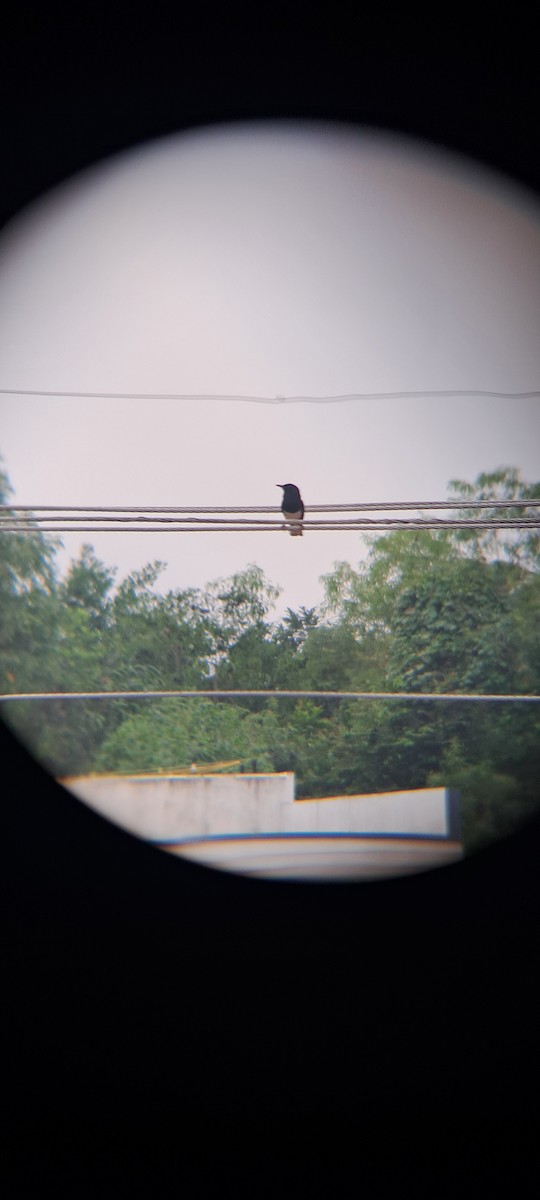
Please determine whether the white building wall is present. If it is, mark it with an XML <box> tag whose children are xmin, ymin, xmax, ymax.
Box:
<box><xmin>64</xmin><ymin>772</ymin><xmax>294</xmax><ymax>840</ymax></box>
<box><xmin>288</xmin><ymin>788</ymin><xmax>448</xmax><ymax>836</ymax></box>
<box><xmin>63</xmin><ymin>773</ymin><xmax>449</xmax><ymax>840</ymax></box>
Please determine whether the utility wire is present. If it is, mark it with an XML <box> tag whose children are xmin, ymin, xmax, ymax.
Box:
<box><xmin>1</xmin><ymin>519</ymin><xmax>539</xmax><ymax>532</ymax></box>
<box><xmin>1</xmin><ymin>388</ymin><xmax>540</xmax><ymax>403</ymax></box>
<box><xmin>2</xmin><ymin>500</ymin><xmax>540</xmax><ymax>514</ymax></box>
<box><xmin>1</xmin><ymin>690</ymin><xmax>539</xmax><ymax>703</ymax></box>
<box><xmin>2</xmin><ymin>502</ymin><xmax>540</xmax><ymax>535</ymax></box>
<box><xmin>2</xmin><ymin>516</ymin><xmax>539</xmax><ymax>525</ymax></box>
<box><xmin>3</xmin><ymin>523</ymin><xmax>540</xmax><ymax>532</ymax></box>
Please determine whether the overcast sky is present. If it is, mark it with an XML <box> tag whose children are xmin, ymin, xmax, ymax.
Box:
<box><xmin>1</xmin><ymin>121</ymin><xmax>539</xmax><ymax>617</ymax></box>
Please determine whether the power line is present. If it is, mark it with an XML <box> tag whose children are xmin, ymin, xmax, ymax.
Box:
<box><xmin>1</xmin><ymin>388</ymin><xmax>540</xmax><ymax>403</ymax></box>
<box><xmin>1</xmin><ymin>518</ymin><xmax>539</xmax><ymax>533</ymax></box>
<box><xmin>2</xmin><ymin>500</ymin><xmax>540</xmax><ymax>513</ymax></box>
<box><xmin>2</xmin><ymin>500</ymin><xmax>540</xmax><ymax>535</ymax></box>
<box><xmin>1</xmin><ymin>690</ymin><xmax>539</xmax><ymax>703</ymax></box>
<box><xmin>3</xmin><ymin>523</ymin><xmax>540</xmax><ymax>532</ymax></box>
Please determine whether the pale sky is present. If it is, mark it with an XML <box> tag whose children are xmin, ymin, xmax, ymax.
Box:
<box><xmin>1</xmin><ymin>121</ymin><xmax>539</xmax><ymax>617</ymax></box>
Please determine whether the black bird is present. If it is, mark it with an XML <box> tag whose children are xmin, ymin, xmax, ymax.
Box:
<box><xmin>277</xmin><ymin>483</ymin><xmax>304</xmax><ymax>536</ymax></box>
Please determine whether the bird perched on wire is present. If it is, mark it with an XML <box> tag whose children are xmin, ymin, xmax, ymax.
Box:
<box><xmin>277</xmin><ymin>483</ymin><xmax>304</xmax><ymax>536</ymax></box>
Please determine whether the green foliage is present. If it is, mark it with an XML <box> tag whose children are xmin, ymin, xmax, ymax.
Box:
<box><xmin>427</xmin><ymin>739</ymin><xmax>537</xmax><ymax>854</ymax></box>
<box><xmin>448</xmin><ymin>467</ymin><xmax>540</xmax><ymax>569</ymax></box>
<box><xmin>60</xmin><ymin>544</ymin><xmax>116</xmax><ymax>630</ymax></box>
<box><xmin>95</xmin><ymin>699</ymin><xmax>273</xmax><ymax>774</ymax></box>
<box><xmin>1</xmin><ymin>455</ymin><xmax>539</xmax><ymax>855</ymax></box>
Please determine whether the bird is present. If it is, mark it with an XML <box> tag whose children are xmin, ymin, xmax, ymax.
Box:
<box><xmin>277</xmin><ymin>483</ymin><xmax>304</xmax><ymax>536</ymax></box>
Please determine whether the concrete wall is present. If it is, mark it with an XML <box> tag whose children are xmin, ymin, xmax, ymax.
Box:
<box><xmin>63</xmin><ymin>773</ymin><xmax>451</xmax><ymax>840</ymax></box>
<box><xmin>285</xmin><ymin>788</ymin><xmax>448</xmax><ymax>836</ymax></box>
<box><xmin>64</xmin><ymin>772</ymin><xmax>295</xmax><ymax>841</ymax></box>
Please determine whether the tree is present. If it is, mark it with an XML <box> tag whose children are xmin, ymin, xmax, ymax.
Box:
<box><xmin>60</xmin><ymin>544</ymin><xmax>116</xmax><ymax>631</ymax></box>
<box><xmin>319</xmin><ymin>469</ymin><xmax>540</xmax><ymax>848</ymax></box>
<box><xmin>448</xmin><ymin>466</ymin><xmax>540</xmax><ymax>569</ymax></box>
<box><xmin>0</xmin><ymin>457</ymin><xmax>59</xmax><ymax>694</ymax></box>
<box><xmin>102</xmin><ymin>565</ymin><xmax>213</xmax><ymax>695</ymax></box>
<box><xmin>428</xmin><ymin>739</ymin><xmax>536</xmax><ymax>855</ymax></box>
<box><xmin>273</xmin><ymin>606</ymin><xmax>319</xmax><ymax>653</ymax></box>
<box><xmin>95</xmin><ymin>698</ymin><xmax>274</xmax><ymax>774</ymax></box>
<box><xmin>213</xmin><ymin>623</ymin><xmax>282</xmax><ymax>695</ymax></box>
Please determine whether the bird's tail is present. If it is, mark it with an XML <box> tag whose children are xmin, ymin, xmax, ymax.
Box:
<box><xmin>284</xmin><ymin>511</ymin><xmax>303</xmax><ymax>536</ymax></box>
